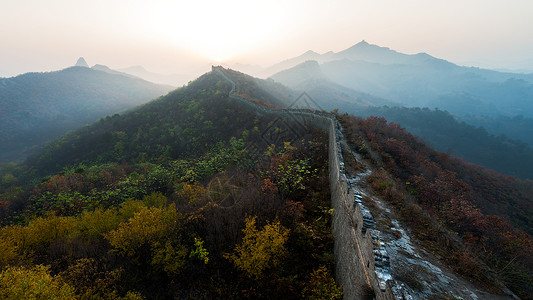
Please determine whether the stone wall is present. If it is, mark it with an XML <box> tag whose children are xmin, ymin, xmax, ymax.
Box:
<box><xmin>213</xmin><ymin>67</ymin><xmax>395</xmax><ymax>299</ymax></box>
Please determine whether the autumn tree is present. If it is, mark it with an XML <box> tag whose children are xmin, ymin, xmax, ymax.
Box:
<box><xmin>226</xmin><ymin>216</ymin><xmax>289</xmax><ymax>279</ymax></box>
<box><xmin>105</xmin><ymin>204</ymin><xmax>187</xmax><ymax>276</ymax></box>
<box><xmin>263</xmin><ymin>142</ymin><xmax>316</xmax><ymax>200</ymax></box>
<box><xmin>175</xmin><ymin>183</ymin><xmax>206</xmax><ymax>205</ymax></box>
<box><xmin>0</xmin><ymin>265</ymin><xmax>76</xmax><ymax>299</ymax></box>
<box><xmin>302</xmin><ymin>265</ymin><xmax>343</xmax><ymax>300</ymax></box>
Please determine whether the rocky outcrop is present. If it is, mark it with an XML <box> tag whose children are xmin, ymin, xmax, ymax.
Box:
<box><xmin>75</xmin><ymin>57</ymin><xmax>89</xmax><ymax>68</ymax></box>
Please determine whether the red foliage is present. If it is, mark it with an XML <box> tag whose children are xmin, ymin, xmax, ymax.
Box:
<box><xmin>343</xmin><ymin>114</ymin><xmax>533</xmax><ymax>269</ymax></box>
<box><xmin>0</xmin><ymin>198</ymin><xmax>7</xmax><ymax>211</ymax></box>
<box><xmin>261</xmin><ymin>178</ymin><xmax>278</xmax><ymax>194</ymax></box>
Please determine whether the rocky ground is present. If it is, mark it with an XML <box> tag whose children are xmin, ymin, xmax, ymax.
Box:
<box><xmin>340</xmin><ymin>141</ymin><xmax>516</xmax><ymax>300</ymax></box>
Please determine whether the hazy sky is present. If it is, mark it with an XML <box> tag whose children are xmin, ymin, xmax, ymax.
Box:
<box><xmin>2</xmin><ymin>0</ymin><xmax>533</xmax><ymax>77</ymax></box>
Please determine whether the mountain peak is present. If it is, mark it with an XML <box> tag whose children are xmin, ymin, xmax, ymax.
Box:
<box><xmin>300</xmin><ymin>60</ymin><xmax>320</xmax><ymax>67</ymax></box>
<box><xmin>342</xmin><ymin>40</ymin><xmax>387</xmax><ymax>52</ymax></box>
<box><xmin>75</xmin><ymin>57</ymin><xmax>89</xmax><ymax>68</ymax></box>
<box><xmin>270</xmin><ymin>60</ymin><xmax>326</xmax><ymax>90</ymax></box>
<box><xmin>299</xmin><ymin>50</ymin><xmax>320</xmax><ymax>60</ymax></box>
<box><xmin>123</xmin><ymin>65</ymin><xmax>148</xmax><ymax>73</ymax></box>
<box><xmin>91</xmin><ymin>64</ymin><xmax>113</xmax><ymax>73</ymax></box>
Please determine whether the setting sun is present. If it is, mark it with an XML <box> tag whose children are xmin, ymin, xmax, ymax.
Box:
<box><xmin>133</xmin><ymin>0</ymin><xmax>291</xmax><ymax>62</ymax></box>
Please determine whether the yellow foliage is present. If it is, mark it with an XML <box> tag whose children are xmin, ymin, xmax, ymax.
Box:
<box><xmin>123</xmin><ymin>291</ymin><xmax>145</xmax><ymax>300</ymax></box>
<box><xmin>142</xmin><ymin>192</ymin><xmax>167</xmax><ymax>208</ymax></box>
<box><xmin>1</xmin><ymin>173</ymin><xmax>17</xmax><ymax>185</ymax></box>
<box><xmin>1</xmin><ymin>207</ymin><xmax>124</xmax><ymax>261</ymax></box>
<box><xmin>106</xmin><ymin>203</ymin><xmax>187</xmax><ymax>276</ymax></box>
<box><xmin>72</xmin><ymin>207</ymin><xmax>121</xmax><ymax>238</ymax></box>
<box><xmin>105</xmin><ymin>204</ymin><xmax>180</xmax><ymax>256</ymax></box>
<box><xmin>9</xmin><ymin>214</ymin><xmax>73</xmax><ymax>252</ymax></box>
<box><xmin>302</xmin><ymin>265</ymin><xmax>343</xmax><ymax>300</ymax></box>
<box><xmin>283</xmin><ymin>141</ymin><xmax>297</xmax><ymax>152</ymax></box>
<box><xmin>0</xmin><ymin>235</ymin><xmax>19</xmax><ymax>268</ymax></box>
<box><xmin>265</xmin><ymin>144</ymin><xmax>276</xmax><ymax>157</ymax></box>
<box><xmin>189</xmin><ymin>237</ymin><xmax>209</xmax><ymax>264</ymax></box>
<box><xmin>0</xmin><ymin>265</ymin><xmax>76</xmax><ymax>299</ymax></box>
<box><xmin>226</xmin><ymin>216</ymin><xmax>289</xmax><ymax>279</ymax></box>
<box><xmin>117</xmin><ymin>200</ymin><xmax>146</xmax><ymax>221</ymax></box>
<box><xmin>176</xmin><ymin>183</ymin><xmax>206</xmax><ymax>205</ymax></box>
<box><xmin>150</xmin><ymin>241</ymin><xmax>188</xmax><ymax>276</ymax></box>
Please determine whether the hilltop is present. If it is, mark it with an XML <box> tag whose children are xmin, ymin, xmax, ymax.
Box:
<box><xmin>0</xmin><ymin>67</ymin><xmax>340</xmax><ymax>299</ymax></box>
<box><xmin>0</xmin><ymin>66</ymin><xmax>172</xmax><ymax>162</ymax></box>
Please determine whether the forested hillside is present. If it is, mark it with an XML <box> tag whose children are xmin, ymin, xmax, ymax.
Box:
<box><xmin>356</xmin><ymin>106</ymin><xmax>533</xmax><ymax>180</ymax></box>
<box><xmin>0</xmin><ymin>70</ymin><xmax>341</xmax><ymax>299</ymax></box>
<box><xmin>338</xmin><ymin>113</ymin><xmax>533</xmax><ymax>298</ymax></box>
<box><xmin>1</xmin><ymin>67</ymin><xmax>532</xmax><ymax>298</ymax></box>
<box><xmin>271</xmin><ymin>61</ymin><xmax>533</xmax><ymax>179</ymax></box>
<box><xmin>0</xmin><ymin>67</ymin><xmax>172</xmax><ymax>162</ymax></box>
<box><xmin>460</xmin><ymin>114</ymin><xmax>533</xmax><ymax>147</ymax></box>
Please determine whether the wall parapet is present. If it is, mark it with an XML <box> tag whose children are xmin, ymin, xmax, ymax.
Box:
<box><xmin>213</xmin><ymin>66</ymin><xmax>395</xmax><ymax>299</ymax></box>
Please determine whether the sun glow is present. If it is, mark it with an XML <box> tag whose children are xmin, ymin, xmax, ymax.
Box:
<box><xmin>133</xmin><ymin>0</ymin><xmax>291</xmax><ymax>62</ymax></box>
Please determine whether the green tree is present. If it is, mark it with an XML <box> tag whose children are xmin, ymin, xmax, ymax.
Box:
<box><xmin>263</xmin><ymin>143</ymin><xmax>316</xmax><ymax>200</ymax></box>
<box><xmin>189</xmin><ymin>237</ymin><xmax>209</xmax><ymax>264</ymax></box>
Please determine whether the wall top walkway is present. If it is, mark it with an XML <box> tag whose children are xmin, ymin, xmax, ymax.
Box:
<box><xmin>212</xmin><ymin>66</ymin><xmax>394</xmax><ymax>299</ymax></box>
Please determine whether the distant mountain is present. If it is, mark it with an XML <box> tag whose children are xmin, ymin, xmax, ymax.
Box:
<box><xmin>91</xmin><ymin>64</ymin><xmax>138</xmax><ymax>79</ymax></box>
<box><xmin>261</xmin><ymin>40</ymin><xmax>450</xmax><ymax>77</ymax></box>
<box><xmin>264</xmin><ymin>41</ymin><xmax>533</xmax><ymax>118</ymax></box>
<box><xmin>260</xmin><ymin>50</ymin><xmax>328</xmax><ymax>78</ymax></box>
<box><xmin>321</xmin><ymin>58</ymin><xmax>533</xmax><ymax>116</ymax></box>
<box><xmin>118</xmin><ymin>65</ymin><xmax>193</xmax><ymax>86</ymax></box>
<box><xmin>457</xmin><ymin>114</ymin><xmax>533</xmax><ymax>147</ymax></box>
<box><xmin>75</xmin><ymin>57</ymin><xmax>89</xmax><ymax>68</ymax></box>
<box><xmin>270</xmin><ymin>60</ymin><xmax>394</xmax><ymax>109</ymax></box>
<box><xmin>269</xmin><ymin>60</ymin><xmax>533</xmax><ymax>179</ymax></box>
<box><xmin>0</xmin><ymin>66</ymin><xmax>173</xmax><ymax>162</ymax></box>
<box><xmin>217</xmin><ymin>62</ymin><xmax>266</xmax><ymax>78</ymax></box>
<box><xmin>270</xmin><ymin>60</ymin><xmax>326</xmax><ymax>89</ymax></box>
<box><xmin>336</xmin><ymin>40</ymin><xmax>448</xmax><ymax>66</ymax></box>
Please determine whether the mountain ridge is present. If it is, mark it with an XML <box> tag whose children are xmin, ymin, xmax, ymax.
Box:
<box><xmin>270</xmin><ymin>60</ymin><xmax>392</xmax><ymax>108</ymax></box>
<box><xmin>1</xmin><ymin>66</ymin><xmax>530</xmax><ymax>298</ymax></box>
<box><xmin>0</xmin><ymin>66</ymin><xmax>173</xmax><ymax>162</ymax></box>
<box><xmin>260</xmin><ymin>40</ymin><xmax>453</xmax><ymax>77</ymax></box>
<box><xmin>269</xmin><ymin>59</ymin><xmax>533</xmax><ymax>180</ymax></box>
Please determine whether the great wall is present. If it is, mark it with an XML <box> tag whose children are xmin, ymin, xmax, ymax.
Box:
<box><xmin>213</xmin><ymin>66</ymin><xmax>395</xmax><ymax>299</ymax></box>
<box><xmin>212</xmin><ymin>66</ymin><xmax>517</xmax><ymax>300</ymax></box>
